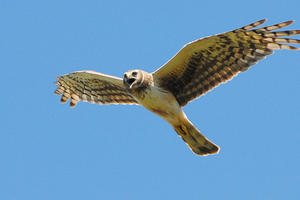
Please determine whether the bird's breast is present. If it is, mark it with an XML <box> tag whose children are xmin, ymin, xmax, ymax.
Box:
<box><xmin>131</xmin><ymin>86</ymin><xmax>183</xmax><ymax>124</ymax></box>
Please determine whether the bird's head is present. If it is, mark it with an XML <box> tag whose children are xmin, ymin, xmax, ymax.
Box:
<box><xmin>123</xmin><ymin>70</ymin><xmax>146</xmax><ymax>89</ymax></box>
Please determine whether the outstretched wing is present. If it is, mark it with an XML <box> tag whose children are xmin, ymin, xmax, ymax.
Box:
<box><xmin>152</xmin><ymin>19</ymin><xmax>300</xmax><ymax>107</ymax></box>
<box><xmin>54</xmin><ymin>71</ymin><xmax>138</xmax><ymax>107</ymax></box>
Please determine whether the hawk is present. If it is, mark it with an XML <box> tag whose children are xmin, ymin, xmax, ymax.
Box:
<box><xmin>54</xmin><ymin>19</ymin><xmax>299</xmax><ymax>156</ymax></box>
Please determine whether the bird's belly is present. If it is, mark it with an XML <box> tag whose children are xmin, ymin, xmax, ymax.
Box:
<box><xmin>134</xmin><ymin>87</ymin><xmax>183</xmax><ymax>124</ymax></box>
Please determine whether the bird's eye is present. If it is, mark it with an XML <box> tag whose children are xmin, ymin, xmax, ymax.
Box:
<box><xmin>132</xmin><ymin>71</ymin><xmax>137</xmax><ymax>77</ymax></box>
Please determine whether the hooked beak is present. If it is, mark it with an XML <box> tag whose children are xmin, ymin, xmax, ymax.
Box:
<box><xmin>123</xmin><ymin>73</ymin><xmax>135</xmax><ymax>88</ymax></box>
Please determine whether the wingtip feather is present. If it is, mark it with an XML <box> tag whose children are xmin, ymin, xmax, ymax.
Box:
<box><xmin>259</xmin><ymin>18</ymin><xmax>267</xmax><ymax>23</ymax></box>
<box><xmin>284</xmin><ymin>20</ymin><xmax>294</xmax><ymax>25</ymax></box>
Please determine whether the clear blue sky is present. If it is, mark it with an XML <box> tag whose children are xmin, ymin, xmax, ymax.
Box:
<box><xmin>1</xmin><ymin>0</ymin><xmax>299</xmax><ymax>199</ymax></box>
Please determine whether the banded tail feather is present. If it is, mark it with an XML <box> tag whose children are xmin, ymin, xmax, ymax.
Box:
<box><xmin>173</xmin><ymin>119</ymin><xmax>219</xmax><ymax>156</ymax></box>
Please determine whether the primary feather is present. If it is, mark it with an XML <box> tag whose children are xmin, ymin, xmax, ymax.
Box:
<box><xmin>152</xmin><ymin>19</ymin><xmax>300</xmax><ymax>106</ymax></box>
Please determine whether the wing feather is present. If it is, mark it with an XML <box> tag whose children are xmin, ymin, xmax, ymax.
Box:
<box><xmin>54</xmin><ymin>71</ymin><xmax>138</xmax><ymax>107</ymax></box>
<box><xmin>152</xmin><ymin>19</ymin><xmax>300</xmax><ymax>106</ymax></box>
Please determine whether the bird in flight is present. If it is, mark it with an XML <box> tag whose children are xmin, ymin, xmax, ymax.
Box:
<box><xmin>54</xmin><ymin>19</ymin><xmax>299</xmax><ymax>156</ymax></box>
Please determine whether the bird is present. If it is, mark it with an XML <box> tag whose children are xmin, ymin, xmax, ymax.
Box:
<box><xmin>54</xmin><ymin>19</ymin><xmax>300</xmax><ymax>156</ymax></box>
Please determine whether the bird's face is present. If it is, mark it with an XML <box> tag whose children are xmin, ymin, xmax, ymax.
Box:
<box><xmin>123</xmin><ymin>70</ymin><xmax>144</xmax><ymax>89</ymax></box>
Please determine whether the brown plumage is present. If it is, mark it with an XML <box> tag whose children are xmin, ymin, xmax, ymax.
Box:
<box><xmin>152</xmin><ymin>19</ymin><xmax>300</xmax><ymax>106</ymax></box>
<box><xmin>54</xmin><ymin>19</ymin><xmax>299</xmax><ymax>156</ymax></box>
<box><xmin>54</xmin><ymin>70</ymin><xmax>137</xmax><ymax>107</ymax></box>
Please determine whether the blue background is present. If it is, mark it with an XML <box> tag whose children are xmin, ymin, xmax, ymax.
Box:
<box><xmin>1</xmin><ymin>0</ymin><xmax>299</xmax><ymax>199</ymax></box>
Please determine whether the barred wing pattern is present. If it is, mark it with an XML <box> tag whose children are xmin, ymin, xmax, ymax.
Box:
<box><xmin>153</xmin><ymin>19</ymin><xmax>300</xmax><ymax>107</ymax></box>
<box><xmin>54</xmin><ymin>71</ymin><xmax>138</xmax><ymax>107</ymax></box>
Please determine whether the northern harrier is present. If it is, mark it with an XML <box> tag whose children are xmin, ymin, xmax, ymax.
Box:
<box><xmin>54</xmin><ymin>19</ymin><xmax>299</xmax><ymax>156</ymax></box>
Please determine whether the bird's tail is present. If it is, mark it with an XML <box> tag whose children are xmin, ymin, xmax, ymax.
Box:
<box><xmin>173</xmin><ymin>119</ymin><xmax>219</xmax><ymax>156</ymax></box>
